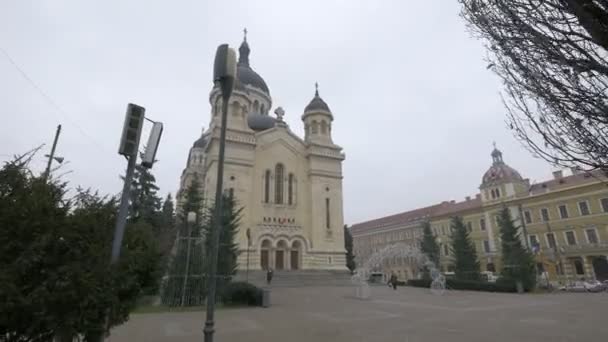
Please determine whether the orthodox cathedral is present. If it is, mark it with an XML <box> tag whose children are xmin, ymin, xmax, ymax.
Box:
<box><xmin>177</xmin><ymin>32</ymin><xmax>347</xmax><ymax>271</ymax></box>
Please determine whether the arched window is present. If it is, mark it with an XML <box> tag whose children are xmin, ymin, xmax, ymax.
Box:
<box><xmin>261</xmin><ymin>104</ymin><xmax>265</xmax><ymax>115</ymax></box>
<box><xmin>275</xmin><ymin>164</ymin><xmax>284</xmax><ymax>204</ymax></box>
<box><xmin>264</xmin><ymin>170</ymin><xmax>271</xmax><ymax>203</ymax></box>
<box><xmin>288</xmin><ymin>173</ymin><xmax>294</xmax><ymax>205</ymax></box>
<box><xmin>253</xmin><ymin>100</ymin><xmax>259</xmax><ymax>113</ymax></box>
<box><xmin>321</xmin><ymin>121</ymin><xmax>327</xmax><ymax>134</ymax></box>
<box><xmin>241</xmin><ymin>105</ymin><xmax>247</xmax><ymax>118</ymax></box>
<box><xmin>231</xmin><ymin>102</ymin><xmax>240</xmax><ymax>117</ymax></box>
<box><xmin>495</xmin><ymin>188</ymin><xmax>500</xmax><ymax>198</ymax></box>
<box><xmin>311</xmin><ymin>120</ymin><xmax>318</xmax><ymax>134</ymax></box>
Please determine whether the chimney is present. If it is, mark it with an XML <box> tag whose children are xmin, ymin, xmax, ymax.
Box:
<box><xmin>552</xmin><ymin>170</ymin><xmax>563</xmax><ymax>180</ymax></box>
<box><xmin>465</xmin><ymin>196</ymin><xmax>471</xmax><ymax>201</ymax></box>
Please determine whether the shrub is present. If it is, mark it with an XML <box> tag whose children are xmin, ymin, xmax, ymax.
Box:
<box><xmin>220</xmin><ymin>282</ymin><xmax>262</xmax><ymax>306</ymax></box>
<box><xmin>406</xmin><ymin>278</ymin><xmax>516</xmax><ymax>293</ymax></box>
<box><xmin>407</xmin><ymin>279</ymin><xmax>432</xmax><ymax>288</ymax></box>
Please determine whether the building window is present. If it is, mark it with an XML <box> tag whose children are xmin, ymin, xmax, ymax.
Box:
<box><xmin>443</xmin><ymin>244</ymin><xmax>449</xmax><ymax>256</ymax></box>
<box><xmin>578</xmin><ymin>201</ymin><xmax>590</xmax><ymax>216</ymax></box>
<box><xmin>467</xmin><ymin>221</ymin><xmax>473</xmax><ymax>232</ymax></box>
<box><xmin>523</xmin><ymin>210</ymin><xmax>532</xmax><ymax>224</ymax></box>
<box><xmin>529</xmin><ymin>235</ymin><xmax>539</xmax><ymax>249</ymax></box>
<box><xmin>585</xmin><ymin>228</ymin><xmax>599</xmax><ymax>244</ymax></box>
<box><xmin>540</xmin><ymin>208</ymin><xmax>550</xmax><ymax>222</ymax></box>
<box><xmin>275</xmin><ymin>164</ymin><xmax>284</xmax><ymax>204</ymax></box>
<box><xmin>483</xmin><ymin>240</ymin><xmax>491</xmax><ymax>253</ymax></box>
<box><xmin>288</xmin><ymin>173</ymin><xmax>294</xmax><ymax>205</ymax></box>
<box><xmin>565</xmin><ymin>231</ymin><xmax>577</xmax><ymax>246</ymax></box>
<box><xmin>546</xmin><ymin>233</ymin><xmax>557</xmax><ymax>249</ymax></box>
<box><xmin>325</xmin><ymin>198</ymin><xmax>330</xmax><ymax>229</ymax></box>
<box><xmin>601</xmin><ymin>198</ymin><xmax>608</xmax><ymax>213</ymax></box>
<box><xmin>264</xmin><ymin>170</ymin><xmax>271</xmax><ymax>203</ymax></box>
<box><xmin>490</xmin><ymin>189</ymin><xmax>496</xmax><ymax>199</ymax></box>
<box><xmin>479</xmin><ymin>218</ymin><xmax>486</xmax><ymax>231</ymax></box>
<box><xmin>495</xmin><ymin>188</ymin><xmax>500</xmax><ymax>198</ymax></box>
<box><xmin>573</xmin><ymin>259</ymin><xmax>584</xmax><ymax>275</ymax></box>
<box><xmin>311</xmin><ymin>120</ymin><xmax>318</xmax><ymax>134</ymax></box>
<box><xmin>487</xmin><ymin>263</ymin><xmax>496</xmax><ymax>272</ymax></box>
<box><xmin>320</xmin><ymin>120</ymin><xmax>327</xmax><ymax>134</ymax></box>
<box><xmin>558</xmin><ymin>205</ymin><xmax>569</xmax><ymax>219</ymax></box>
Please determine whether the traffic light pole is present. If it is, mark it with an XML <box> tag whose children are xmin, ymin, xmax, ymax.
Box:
<box><xmin>43</xmin><ymin>124</ymin><xmax>62</xmax><ymax>181</ymax></box>
<box><xmin>111</xmin><ymin>154</ymin><xmax>137</xmax><ymax>264</ymax></box>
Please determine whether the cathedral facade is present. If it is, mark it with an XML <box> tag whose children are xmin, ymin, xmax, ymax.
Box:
<box><xmin>177</xmin><ymin>35</ymin><xmax>346</xmax><ymax>271</ymax></box>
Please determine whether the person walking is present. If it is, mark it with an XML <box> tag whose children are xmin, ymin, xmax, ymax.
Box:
<box><xmin>266</xmin><ymin>268</ymin><xmax>273</xmax><ymax>285</ymax></box>
<box><xmin>390</xmin><ymin>272</ymin><xmax>398</xmax><ymax>290</ymax></box>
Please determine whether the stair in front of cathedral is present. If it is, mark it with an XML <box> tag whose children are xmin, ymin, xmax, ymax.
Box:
<box><xmin>233</xmin><ymin>270</ymin><xmax>353</xmax><ymax>288</ymax></box>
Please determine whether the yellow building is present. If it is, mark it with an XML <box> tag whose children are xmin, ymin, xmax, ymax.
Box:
<box><xmin>351</xmin><ymin>147</ymin><xmax>608</xmax><ymax>284</ymax></box>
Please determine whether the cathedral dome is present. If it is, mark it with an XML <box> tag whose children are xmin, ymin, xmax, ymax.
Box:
<box><xmin>481</xmin><ymin>146</ymin><xmax>523</xmax><ymax>185</ymax></box>
<box><xmin>235</xmin><ymin>35</ymin><xmax>269</xmax><ymax>94</ymax></box>
<box><xmin>304</xmin><ymin>83</ymin><xmax>331</xmax><ymax>114</ymax></box>
<box><xmin>192</xmin><ymin>128</ymin><xmax>209</xmax><ymax>148</ymax></box>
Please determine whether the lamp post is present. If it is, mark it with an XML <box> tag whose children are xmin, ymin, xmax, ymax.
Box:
<box><xmin>181</xmin><ymin>211</ymin><xmax>197</xmax><ymax>306</ymax></box>
<box><xmin>203</xmin><ymin>44</ymin><xmax>237</xmax><ymax>342</ymax></box>
<box><xmin>204</xmin><ymin>43</ymin><xmax>275</xmax><ymax>342</ymax></box>
<box><xmin>246</xmin><ymin>228</ymin><xmax>251</xmax><ymax>282</ymax></box>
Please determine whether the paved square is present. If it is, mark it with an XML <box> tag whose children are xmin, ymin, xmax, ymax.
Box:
<box><xmin>108</xmin><ymin>286</ymin><xmax>607</xmax><ymax>342</ymax></box>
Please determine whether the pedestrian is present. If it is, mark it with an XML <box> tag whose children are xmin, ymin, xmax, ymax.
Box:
<box><xmin>390</xmin><ymin>272</ymin><xmax>398</xmax><ymax>290</ymax></box>
<box><xmin>266</xmin><ymin>268</ymin><xmax>273</xmax><ymax>285</ymax></box>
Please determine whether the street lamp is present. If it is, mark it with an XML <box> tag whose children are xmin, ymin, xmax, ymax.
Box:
<box><xmin>203</xmin><ymin>44</ymin><xmax>237</xmax><ymax>342</ymax></box>
<box><xmin>181</xmin><ymin>211</ymin><xmax>197</xmax><ymax>306</ymax></box>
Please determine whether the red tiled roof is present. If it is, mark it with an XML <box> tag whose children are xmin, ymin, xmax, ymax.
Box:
<box><xmin>529</xmin><ymin>170</ymin><xmax>606</xmax><ymax>195</ymax></box>
<box><xmin>350</xmin><ymin>203</ymin><xmax>445</xmax><ymax>235</ymax></box>
<box><xmin>431</xmin><ymin>197</ymin><xmax>482</xmax><ymax>217</ymax></box>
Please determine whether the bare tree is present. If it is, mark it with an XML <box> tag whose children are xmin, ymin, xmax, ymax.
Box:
<box><xmin>460</xmin><ymin>0</ymin><xmax>608</xmax><ymax>171</ymax></box>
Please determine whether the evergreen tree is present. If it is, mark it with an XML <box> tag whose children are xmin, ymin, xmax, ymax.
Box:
<box><xmin>344</xmin><ymin>225</ymin><xmax>356</xmax><ymax>273</ymax></box>
<box><xmin>161</xmin><ymin>177</ymin><xmax>205</xmax><ymax>306</ymax></box>
<box><xmin>180</xmin><ymin>176</ymin><xmax>203</xmax><ymax>220</ymax></box>
<box><xmin>420</xmin><ymin>221</ymin><xmax>440</xmax><ymax>268</ymax></box>
<box><xmin>162</xmin><ymin>193</ymin><xmax>175</xmax><ymax>228</ymax></box>
<box><xmin>204</xmin><ymin>192</ymin><xmax>242</xmax><ymax>285</ymax></box>
<box><xmin>128</xmin><ymin>160</ymin><xmax>162</xmax><ymax>226</ymax></box>
<box><xmin>497</xmin><ymin>207</ymin><xmax>536</xmax><ymax>291</ymax></box>
<box><xmin>0</xmin><ymin>156</ymin><xmax>160</xmax><ymax>341</ymax></box>
<box><xmin>450</xmin><ymin>216</ymin><xmax>481</xmax><ymax>281</ymax></box>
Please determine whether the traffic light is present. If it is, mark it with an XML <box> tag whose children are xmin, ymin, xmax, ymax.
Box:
<box><xmin>118</xmin><ymin>103</ymin><xmax>145</xmax><ymax>157</ymax></box>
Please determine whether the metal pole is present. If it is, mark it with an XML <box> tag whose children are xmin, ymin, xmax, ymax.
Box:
<box><xmin>110</xmin><ymin>154</ymin><xmax>136</xmax><ymax>264</ymax></box>
<box><xmin>44</xmin><ymin>124</ymin><xmax>62</xmax><ymax>180</ymax></box>
<box><xmin>246</xmin><ymin>243</ymin><xmax>250</xmax><ymax>282</ymax></box>
<box><xmin>101</xmin><ymin>154</ymin><xmax>136</xmax><ymax>341</ymax></box>
<box><xmin>181</xmin><ymin>219</ymin><xmax>193</xmax><ymax>306</ymax></box>
<box><xmin>204</xmin><ymin>93</ymin><xmax>230</xmax><ymax>342</ymax></box>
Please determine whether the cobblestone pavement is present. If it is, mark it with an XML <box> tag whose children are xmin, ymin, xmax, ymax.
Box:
<box><xmin>108</xmin><ymin>286</ymin><xmax>608</xmax><ymax>342</ymax></box>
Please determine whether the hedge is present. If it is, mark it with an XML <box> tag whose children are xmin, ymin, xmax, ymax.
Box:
<box><xmin>406</xmin><ymin>278</ymin><xmax>517</xmax><ymax>293</ymax></box>
<box><xmin>220</xmin><ymin>281</ymin><xmax>263</xmax><ymax>306</ymax></box>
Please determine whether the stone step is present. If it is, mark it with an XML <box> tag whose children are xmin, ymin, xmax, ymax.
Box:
<box><xmin>233</xmin><ymin>270</ymin><xmax>354</xmax><ymax>288</ymax></box>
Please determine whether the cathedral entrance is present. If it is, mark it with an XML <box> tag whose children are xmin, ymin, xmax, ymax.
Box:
<box><xmin>276</xmin><ymin>240</ymin><xmax>288</xmax><ymax>270</ymax></box>
<box><xmin>260</xmin><ymin>239</ymin><xmax>271</xmax><ymax>270</ymax></box>
<box><xmin>275</xmin><ymin>251</ymin><xmax>284</xmax><ymax>270</ymax></box>
<box><xmin>290</xmin><ymin>240</ymin><xmax>301</xmax><ymax>270</ymax></box>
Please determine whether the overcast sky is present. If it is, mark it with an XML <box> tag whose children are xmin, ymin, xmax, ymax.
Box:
<box><xmin>0</xmin><ymin>0</ymin><xmax>554</xmax><ymax>224</ymax></box>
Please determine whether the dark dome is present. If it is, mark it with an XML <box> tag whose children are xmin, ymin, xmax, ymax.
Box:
<box><xmin>224</xmin><ymin>38</ymin><xmax>269</xmax><ymax>95</ymax></box>
<box><xmin>482</xmin><ymin>164</ymin><xmax>523</xmax><ymax>185</ymax></box>
<box><xmin>193</xmin><ymin>134</ymin><xmax>208</xmax><ymax>148</ymax></box>
<box><xmin>236</xmin><ymin>64</ymin><xmax>269</xmax><ymax>94</ymax></box>
<box><xmin>481</xmin><ymin>147</ymin><xmax>523</xmax><ymax>185</ymax></box>
<box><xmin>304</xmin><ymin>85</ymin><xmax>331</xmax><ymax>113</ymax></box>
